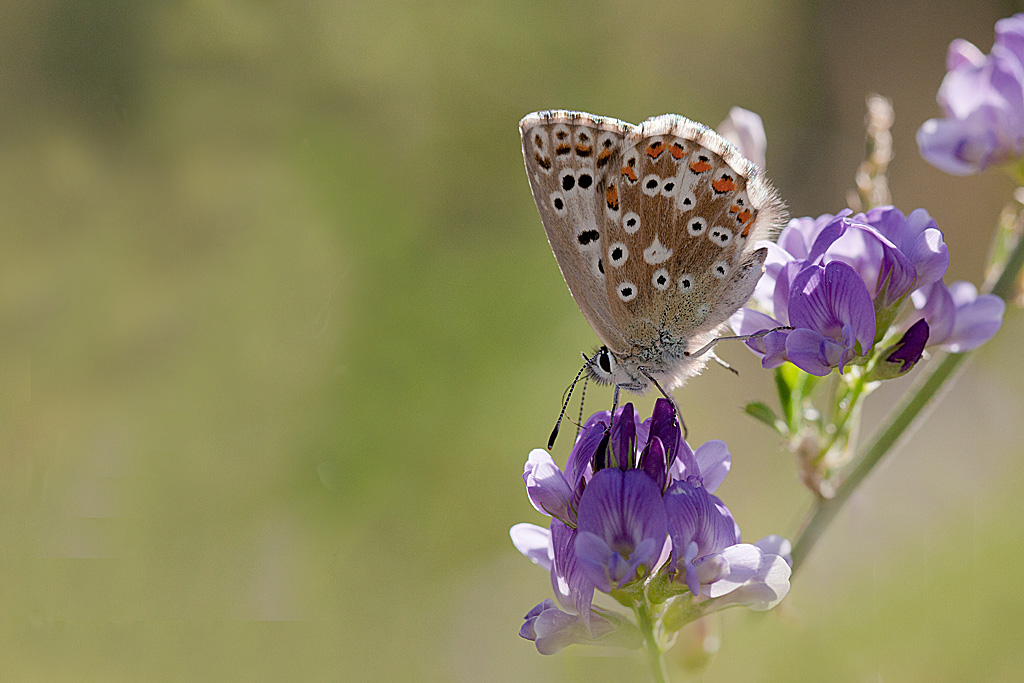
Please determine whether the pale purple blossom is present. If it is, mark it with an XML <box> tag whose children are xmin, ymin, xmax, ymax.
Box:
<box><xmin>718</xmin><ymin>107</ymin><xmax>768</xmax><ymax>169</ymax></box>
<box><xmin>519</xmin><ymin>600</ymin><xmax>640</xmax><ymax>655</ymax></box>
<box><xmin>512</xmin><ymin>401</ymin><xmax>791</xmax><ymax>652</ymax></box>
<box><xmin>911</xmin><ymin>280</ymin><xmax>1006</xmax><ymax>352</ymax></box>
<box><xmin>729</xmin><ymin>207</ymin><xmax>984</xmax><ymax>376</ymax></box>
<box><xmin>917</xmin><ymin>13</ymin><xmax>1024</xmax><ymax>175</ymax></box>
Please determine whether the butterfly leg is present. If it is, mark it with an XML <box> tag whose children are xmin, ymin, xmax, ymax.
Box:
<box><xmin>636</xmin><ymin>367</ymin><xmax>688</xmax><ymax>440</ymax></box>
<box><xmin>685</xmin><ymin>326</ymin><xmax>794</xmax><ymax>359</ymax></box>
<box><xmin>712</xmin><ymin>354</ymin><xmax>740</xmax><ymax>376</ymax></box>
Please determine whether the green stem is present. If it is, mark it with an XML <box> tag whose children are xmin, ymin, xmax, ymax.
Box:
<box><xmin>634</xmin><ymin>599</ymin><xmax>667</xmax><ymax>683</ymax></box>
<box><xmin>791</xmin><ymin>206</ymin><xmax>1024</xmax><ymax>572</ymax></box>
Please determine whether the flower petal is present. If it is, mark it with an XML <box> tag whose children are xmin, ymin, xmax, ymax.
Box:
<box><xmin>510</xmin><ymin>523</ymin><xmax>553</xmax><ymax>571</ymax></box>
<box><xmin>717</xmin><ymin>106</ymin><xmax>768</xmax><ymax>169</ymax></box>
<box><xmin>789</xmin><ymin>261</ymin><xmax>876</xmax><ymax>355</ymax></box>
<box><xmin>693</xmin><ymin>440</ymin><xmax>731</xmax><ymax>493</ymax></box>
<box><xmin>754</xmin><ymin>535</ymin><xmax>792</xmax><ymax>566</ymax></box>
<box><xmin>524</xmin><ymin>449</ymin><xmax>573</xmax><ymax>522</ymax></box>
<box><xmin>944</xmin><ymin>283</ymin><xmax>1006</xmax><ymax>352</ymax></box>
<box><xmin>575</xmin><ymin>468</ymin><xmax>668</xmax><ymax>591</ymax></box>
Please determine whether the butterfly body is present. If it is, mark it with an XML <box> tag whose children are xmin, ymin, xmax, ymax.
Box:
<box><xmin>520</xmin><ymin>110</ymin><xmax>786</xmax><ymax>395</ymax></box>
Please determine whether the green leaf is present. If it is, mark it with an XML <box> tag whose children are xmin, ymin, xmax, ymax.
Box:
<box><xmin>744</xmin><ymin>401</ymin><xmax>786</xmax><ymax>435</ymax></box>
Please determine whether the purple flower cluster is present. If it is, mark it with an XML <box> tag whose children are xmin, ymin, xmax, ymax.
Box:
<box><xmin>731</xmin><ymin>206</ymin><xmax>1004</xmax><ymax>376</ymax></box>
<box><xmin>511</xmin><ymin>400</ymin><xmax>791</xmax><ymax>654</ymax></box>
<box><xmin>918</xmin><ymin>14</ymin><xmax>1024</xmax><ymax>175</ymax></box>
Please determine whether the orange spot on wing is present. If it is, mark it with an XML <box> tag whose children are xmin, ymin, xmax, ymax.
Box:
<box><xmin>576</xmin><ymin>144</ymin><xmax>593</xmax><ymax>157</ymax></box>
<box><xmin>669</xmin><ymin>143</ymin><xmax>686</xmax><ymax>159</ymax></box>
<box><xmin>689</xmin><ymin>158</ymin><xmax>712</xmax><ymax>173</ymax></box>
<box><xmin>645</xmin><ymin>141</ymin><xmax>665</xmax><ymax>159</ymax></box>
<box><xmin>621</xmin><ymin>165</ymin><xmax>637</xmax><ymax>182</ymax></box>
<box><xmin>737</xmin><ymin>209</ymin><xmax>752</xmax><ymax>223</ymax></box>
<box><xmin>605</xmin><ymin>185</ymin><xmax>619</xmax><ymax>210</ymax></box>
<box><xmin>712</xmin><ymin>176</ymin><xmax>736</xmax><ymax>194</ymax></box>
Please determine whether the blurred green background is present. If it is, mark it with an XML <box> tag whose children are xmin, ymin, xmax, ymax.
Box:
<box><xmin>2</xmin><ymin>0</ymin><xmax>1023</xmax><ymax>680</ymax></box>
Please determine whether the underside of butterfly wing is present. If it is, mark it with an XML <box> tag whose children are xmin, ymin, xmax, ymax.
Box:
<box><xmin>601</xmin><ymin>114</ymin><xmax>787</xmax><ymax>385</ymax></box>
<box><xmin>520</xmin><ymin>111</ymin><xmax>634</xmax><ymax>353</ymax></box>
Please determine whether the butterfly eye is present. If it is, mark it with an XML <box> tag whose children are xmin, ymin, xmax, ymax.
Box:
<box><xmin>598</xmin><ymin>348</ymin><xmax>613</xmax><ymax>374</ymax></box>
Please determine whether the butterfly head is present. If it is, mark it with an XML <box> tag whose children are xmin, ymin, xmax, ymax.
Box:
<box><xmin>586</xmin><ymin>346</ymin><xmax>636</xmax><ymax>387</ymax></box>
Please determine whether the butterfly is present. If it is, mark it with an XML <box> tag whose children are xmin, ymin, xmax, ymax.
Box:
<box><xmin>519</xmin><ymin>110</ymin><xmax>787</xmax><ymax>442</ymax></box>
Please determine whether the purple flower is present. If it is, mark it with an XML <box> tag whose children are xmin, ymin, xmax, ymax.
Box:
<box><xmin>519</xmin><ymin>600</ymin><xmax>641</xmax><ymax>654</ymax></box>
<box><xmin>911</xmin><ymin>280</ymin><xmax>1006</xmax><ymax>352</ymax></box>
<box><xmin>868</xmin><ymin>318</ymin><xmax>930</xmax><ymax>381</ymax></box>
<box><xmin>917</xmin><ymin>13</ymin><xmax>1024</xmax><ymax>175</ymax></box>
<box><xmin>512</xmin><ymin>401</ymin><xmax>792</xmax><ymax>650</ymax></box>
<box><xmin>733</xmin><ymin>260</ymin><xmax>876</xmax><ymax>376</ymax></box>
<box><xmin>731</xmin><ymin>207</ymin><xmax>955</xmax><ymax>377</ymax></box>
<box><xmin>717</xmin><ymin>107</ymin><xmax>768</xmax><ymax>169</ymax></box>
<box><xmin>575</xmin><ymin>468</ymin><xmax>667</xmax><ymax>592</ymax></box>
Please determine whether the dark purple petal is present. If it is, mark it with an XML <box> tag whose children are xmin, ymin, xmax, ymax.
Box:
<box><xmin>664</xmin><ymin>479</ymin><xmax>739</xmax><ymax>594</ymax></box>
<box><xmin>870</xmin><ymin>318</ymin><xmax>929</xmax><ymax>380</ymax></box>
<box><xmin>524</xmin><ymin>449</ymin><xmax>573</xmax><ymax>523</ymax></box>
<box><xmin>638</xmin><ymin>436</ymin><xmax>667</xmax><ymax>492</ymax></box>
<box><xmin>647</xmin><ymin>398</ymin><xmax>686</xmax><ymax>474</ymax></box>
<box><xmin>609</xmin><ymin>403</ymin><xmax>636</xmax><ymax>470</ymax></box>
<box><xmin>889</xmin><ymin>318</ymin><xmax>929</xmax><ymax>368</ymax></box>
<box><xmin>788</xmin><ymin>261</ymin><xmax>876</xmax><ymax>356</ymax></box>
<box><xmin>575</xmin><ymin>468</ymin><xmax>668</xmax><ymax>591</ymax></box>
<box><xmin>567</xmin><ymin>415</ymin><xmax>608</xmax><ymax>488</ymax></box>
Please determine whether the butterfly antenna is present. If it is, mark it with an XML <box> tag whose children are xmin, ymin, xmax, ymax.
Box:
<box><xmin>548</xmin><ymin>351</ymin><xmax>600</xmax><ymax>450</ymax></box>
<box><xmin>574</xmin><ymin>374</ymin><xmax>589</xmax><ymax>441</ymax></box>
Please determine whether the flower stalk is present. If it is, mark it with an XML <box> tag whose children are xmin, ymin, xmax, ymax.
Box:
<box><xmin>792</xmin><ymin>197</ymin><xmax>1024</xmax><ymax>571</ymax></box>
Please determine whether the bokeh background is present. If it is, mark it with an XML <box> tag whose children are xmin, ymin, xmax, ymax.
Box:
<box><xmin>2</xmin><ymin>0</ymin><xmax>1023</xmax><ymax>680</ymax></box>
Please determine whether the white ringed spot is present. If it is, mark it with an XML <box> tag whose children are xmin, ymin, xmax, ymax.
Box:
<box><xmin>622</xmin><ymin>211</ymin><xmax>640</xmax><ymax>234</ymax></box>
<box><xmin>550</xmin><ymin>192</ymin><xmax>567</xmax><ymax>215</ymax></box>
<box><xmin>609</xmin><ymin>242</ymin><xmax>629</xmax><ymax>267</ymax></box>
<box><xmin>617</xmin><ymin>282</ymin><xmax>637</xmax><ymax>302</ymax></box>
<box><xmin>641</xmin><ymin>174</ymin><xmax>661</xmax><ymax>196</ymax></box>
<box><xmin>643</xmin><ymin>235</ymin><xmax>673</xmax><ymax>265</ymax></box>
<box><xmin>660</xmin><ymin>176</ymin><xmax>680</xmax><ymax>197</ymax></box>
<box><xmin>711</xmin><ymin>260</ymin><xmax>730</xmax><ymax>279</ymax></box>
<box><xmin>678</xmin><ymin>190</ymin><xmax>696</xmax><ymax>211</ymax></box>
<box><xmin>687</xmin><ymin>216</ymin><xmax>707</xmax><ymax>236</ymax></box>
<box><xmin>677</xmin><ymin>273</ymin><xmax>694</xmax><ymax>293</ymax></box>
<box><xmin>652</xmin><ymin>268</ymin><xmax>670</xmax><ymax>290</ymax></box>
<box><xmin>708</xmin><ymin>226</ymin><xmax>733</xmax><ymax>247</ymax></box>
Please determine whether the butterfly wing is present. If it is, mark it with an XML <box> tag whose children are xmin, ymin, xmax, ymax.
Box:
<box><xmin>603</xmin><ymin>114</ymin><xmax>787</xmax><ymax>352</ymax></box>
<box><xmin>520</xmin><ymin>111</ymin><xmax>633</xmax><ymax>353</ymax></box>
